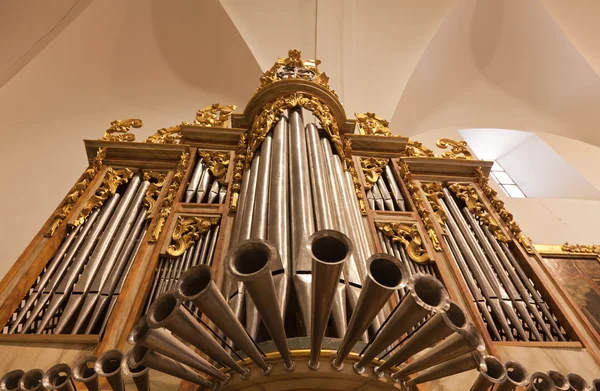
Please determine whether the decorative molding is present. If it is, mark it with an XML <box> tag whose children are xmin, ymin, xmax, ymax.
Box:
<box><xmin>199</xmin><ymin>151</ymin><xmax>230</xmax><ymax>185</ymax></box>
<box><xmin>535</xmin><ymin>244</ymin><xmax>600</xmax><ymax>259</ymax></box>
<box><xmin>182</xmin><ymin>104</ymin><xmax>236</xmax><ymax>128</ymax></box>
<box><xmin>360</xmin><ymin>157</ymin><xmax>388</xmax><ymax>190</ymax></box>
<box><xmin>45</xmin><ymin>148</ymin><xmax>106</xmax><ymax>237</ymax></box>
<box><xmin>561</xmin><ymin>243</ymin><xmax>600</xmax><ymax>255</ymax></box>
<box><xmin>142</xmin><ymin>171</ymin><xmax>168</xmax><ymax>219</ymax></box>
<box><xmin>257</xmin><ymin>49</ymin><xmax>334</xmax><ymax>96</ymax></box>
<box><xmin>229</xmin><ymin>133</ymin><xmax>247</xmax><ymax>212</ymax></box>
<box><xmin>101</xmin><ymin>119</ymin><xmax>143</xmax><ymax>142</ymax></box>
<box><xmin>73</xmin><ymin>167</ymin><xmax>134</xmax><ymax>228</ymax></box>
<box><xmin>448</xmin><ymin>183</ymin><xmax>509</xmax><ymax>243</ymax></box>
<box><xmin>144</xmin><ymin>126</ymin><xmax>182</xmax><ymax>144</ymax></box>
<box><xmin>398</xmin><ymin>160</ymin><xmax>442</xmax><ymax>252</ymax></box>
<box><xmin>403</xmin><ymin>140</ymin><xmax>436</xmax><ymax>158</ymax></box>
<box><xmin>344</xmin><ymin>139</ymin><xmax>367</xmax><ymax>215</ymax></box>
<box><xmin>375</xmin><ymin>222</ymin><xmax>431</xmax><ymax>264</ymax></box>
<box><xmin>475</xmin><ymin>167</ymin><xmax>534</xmax><ymax>253</ymax></box>
<box><xmin>436</xmin><ymin>138</ymin><xmax>473</xmax><ymax>160</ymax></box>
<box><xmin>420</xmin><ymin>182</ymin><xmax>447</xmax><ymax>233</ymax></box>
<box><xmin>355</xmin><ymin>112</ymin><xmax>393</xmax><ymax>136</ymax></box>
<box><xmin>149</xmin><ymin>152</ymin><xmax>190</xmax><ymax>243</ymax></box>
<box><xmin>166</xmin><ymin>216</ymin><xmax>221</xmax><ymax>257</ymax></box>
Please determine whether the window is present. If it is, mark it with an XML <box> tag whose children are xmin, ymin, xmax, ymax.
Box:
<box><xmin>490</xmin><ymin>161</ymin><xmax>526</xmax><ymax>198</ymax></box>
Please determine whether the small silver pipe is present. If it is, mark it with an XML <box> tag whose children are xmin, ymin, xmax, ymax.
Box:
<box><xmin>206</xmin><ymin>179</ymin><xmax>220</xmax><ymax>204</ymax></box>
<box><xmin>384</xmin><ymin>164</ymin><xmax>405</xmax><ymax>211</ymax></box>
<box><xmin>376</xmin><ymin>177</ymin><xmax>395</xmax><ymax>211</ymax></box>
<box><xmin>94</xmin><ymin>350</ymin><xmax>125</xmax><ymax>391</ymax></box>
<box><xmin>195</xmin><ymin>168</ymin><xmax>212</xmax><ymax>203</ymax></box>
<box><xmin>185</xmin><ymin>156</ymin><xmax>204</xmax><ymax>202</ymax></box>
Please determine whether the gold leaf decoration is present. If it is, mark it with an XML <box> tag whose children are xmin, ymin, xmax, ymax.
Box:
<box><xmin>376</xmin><ymin>222</ymin><xmax>431</xmax><ymax>264</ymax></box>
<box><xmin>199</xmin><ymin>151</ymin><xmax>230</xmax><ymax>184</ymax></box>
<box><xmin>144</xmin><ymin>126</ymin><xmax>182</xmax><ymax>144</ymax></box>
<box><xmin>436</xmin><ymin>138</ymin><xmax>472</xmax><ymax>160</ymax></box>
<box><xmin>166</xmin><ymin>216</ymin><xmax>221</xmax><ymax>257</ymax></box>
<box><xmin>343</xmin><ymin>139</ymin><xmax>367</xmax><ymax>215</ymax></box>
<box><xmin>360</xmin><ymin>157</ymin><xmax>388</xmax><ymax>190</ymax></box>
<box><xmin>101</xmin><ymin>119</ymin><xmax>143</xmax><ymax>142</ymax></box>
<box><xmin>149</xmin><ymin>152</ymin><xmax>190</xmax><ymax>243</ymax></box>
<box><xmin>45</xmin><ymin>148</ymin><xmax>106</xmax><ymax>236</ymax></box>
<box><xmin>180</xmin><ymin>104</ymin><xmax>236</xmax><ymax>128</ymax></box>
<box><xmin>72</xmin><ymin>167</ymin><xmax>134</xmax><ymax>228</ymax></box>
<box><xmin>355</xmin><ymin>112</ymin><xmax>393</xmax><ymax>136</ymax></box>
<box><xmin>229</xmin><ymin>133</ymin><xmax>247</xmax><ymax>211</ymax></box>
<box><xmin>258</xmin><ymin>49</ymin><xmax>334</xmax><ymax>96</ymax></box>
<box><xmin>561</xmin><ymin>243</ymin><xmax>600</xmax><ymax>255</ymax></box>
<box><xmin>143</xmin><ymin>171</ymin><xmax>168</xmax><ymax>219</ymax></box>
<box><xmin>475</xmin><ymin>167</ymin><xmax>533</xmax><ymax>253</ymax></box>
<box><xmin>403</xmin><ymin>140</ymin><xmax>436</xmax><ymax>158</ymax></box>
<box><xmin>421</xmin><ymin>182</ymin><xmax>447</xmax><ymax>233</ymax></box>
<box><xmin>398</xmin><ymin>160</ymin><xmax>442</xmax><ymax>251</ymax></box>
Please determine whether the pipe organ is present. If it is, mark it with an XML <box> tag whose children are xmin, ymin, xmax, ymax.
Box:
<box><xmin>0</xmin><ymin>49</ymin><xmax>598</xmax><ymax>390</ymax></box>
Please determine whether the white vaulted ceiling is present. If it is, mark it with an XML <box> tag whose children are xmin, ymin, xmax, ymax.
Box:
<box><xmin>2</xmin><ymin>0</ymin><xmax>600</xmax><ymax>274</ymax></box>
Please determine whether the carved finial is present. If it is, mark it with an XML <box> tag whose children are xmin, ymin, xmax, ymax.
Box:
<box><xmin>101</xmin><ymin>119</ymin><xmax>143</xmax><ymax>142</ymax></box>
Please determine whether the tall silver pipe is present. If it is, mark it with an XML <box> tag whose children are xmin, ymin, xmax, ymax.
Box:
<box><xmin>42</xmin><ymin>364</ymin><xmax>75</xmax><ymax>391</ymax></box>
<box><xmin>372</xmin><ymin>182</ymin><xmax>385</xmax><ymax>210</ymax></box>
<box><xmin>128</xmin><ymin>345</ymin><xmax>215</xmax><ymax>389</ymax></box>
<box><xmin>18</xmin><ymin>370</ymin><xmax>47</xmax><ymax>391</ymax></box>
<box><xmin>204</xmin><ymin>225</ymin><xmax>220</xmax><ymax>267</ymax></box>
<box><xmin>239</xmin><ymin>152</ymin><xmax>261</xmax><ymax>241</ymax></box>
<box><xmin>547</xmin><ymin>371</ymin><xmax>570</xmax><ymax>391</ymax></box>
<box><xmin>567</xmin><ymin>373</ymin><xmax>590</xmax><ymax>391</ymax></box>
<box><xmin>376</xmin><ymin>177</ymin><xmax>395</xmax><ymax>211</ymax></box>
<box><xmin>1</xmin><ymin>370</ymin><xmax>23</xmax><ymax>391</ymax></box>
<box><xmin>94</xmin><ymin>350</ymin><xmax>125</xmax><ymax>391</ymax></box>
<box><xmin>495</xmin><ymin>361</ymin><xmax>530</xmax><ymax>391</ymax></box>
<box><xmin>470</xmin><ymin>355</ymin><xmax>507</xmax><ymax>391</ymax></box>
<box><xmin>185</xmin><ymin>156</ymin><xmax>204</xmax><ymax>202</ymax></box>
<box><xmin>354</xmin><ymin>274</ymin><xmax>449</xmax><ymax>373</ymax></box>
<box><xmin>195</xmin><ymin>168</ymin><xmax>212</xmax><ymax>203</ymax></box>
<box><xmin>526</xmin><ymin>372</ymin><xmax>558</xmax><ymax>391</ymax></box>
<box><xmin>403</xmin><ymin>351</ymin><xmax>486</xmax><ymax>388</ymax></box>
<box><xmin>333</xmin><ymin>254</ymin><xmax>408</xmax><ymax>369</ymax></box>
<box><xmin>226</xmin><ymin>240</ymin><xmax>293</xmax><ymax>371</ymax></box>
<box><xmin>120</xmin><ymin>351</ymin><xmax>150</xmax><ymax>391</ymax></box>
<box><xmin>34</xmin><ymin>195</ymin><xmax>121</xmax><ymax>334</ymax></box>
<box><xmin>71</xmin><ymin>356</ymin><xmax>99</xmax><ymax>391</ymax></box>
<box><xmin>307</xmin><ymin>230</ymin><xmax>351</xmax><ymax>370</ymax></box>
<box><xmin>178</xmin><ymin>265</ymin><xmax>267</xmax><ymax>373</ymax></box>
<box><xmin>306</xmin><ymin>124</ymin><xmax>335</xmax><ymax>230</ymax></box>
<box><xmin>129</xmin><ymin>316</ymin><xmax>240</xmax><ymax>377</ymax></box>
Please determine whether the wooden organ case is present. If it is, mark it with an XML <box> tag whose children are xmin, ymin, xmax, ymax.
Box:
<box><xmin>0</xmin><ymin>50</ymin><xmax>598</xmax><ymax>391</ymax></box>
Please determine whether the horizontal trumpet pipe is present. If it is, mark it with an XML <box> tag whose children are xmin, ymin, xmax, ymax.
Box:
<box><xmin>0</xmin><ymin>370</ymin><xmax>24</xmax><ymax>391</ymax></box>
<box><xmin>42</xmin><ymin>364</ymin><xmax>75</xmax><ymax>391</ymax></box>
<box><xmin>526</xmin><ymin>372</ymin><xmax>558</xmax><ymax>391</ymax></box>
<box><xmin>121</xmin><ymin>350</ymin><xmax>150</xmax><ymax>391</ymax></box>
<box><xmin>567</xmin><ymin>373</ymin><xmax>590</xmax><ymax>391</ymax></box>
<box><xmin>470</xmin><ymin>355</ymin><xmax>507</xmax><ymax>391</ymax></box>
<box><xmin>333</xmin><ymin>254</ymin><xmax>408</xmax><ymax>368</ymax></box>
<box><xmin>547</xmin><ymin>371</ymin><xmax>570</xmax><ymax>391</ymax></box>
<box><xmin>94</xmin><ymin>350</ymin><xmax>124</xmax><ymax>391</ymax></box>
<box><xmin>404</xmin><ymin>351</ymin><xmax>486</xmax><ymax>388</ymax></box>
<box><xmin>71</xmin><ymin>356</ymin><xmax>99</xmax><ymax>391</ymax></box>
<box><xmin>19</xmin><ymin>369</ymin><xmax>47</xmax><ymax>391</ymax></box>
<box><xmin>593</xmin><ymin>379</ymin><xmax>600</xmax><ymax>391</ymax></box>
<box><xmin>492</xmin><ymin>361</ymin><xmax>529</xmax><ymax>391</ymax></box>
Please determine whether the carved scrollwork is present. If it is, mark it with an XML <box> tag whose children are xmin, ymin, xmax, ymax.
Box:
<box><xmin>143</xmin><ymin>171</ymin><xmax>168</xmax><ymax>219</ymax></box>
<box><xmin>149</xmin><ymin>152</ymin><xmax>190</xmax><ymax>243</ymax></box>
<box><xmin>561</xmin><ymin>243</ymin><xmax>600</xmax><ymax>255</ymax></box>
<box><xmin>398</xmin><ymin>160</ymin><xmax>442</xmax><ymax>251</ymax></box>
<box><xmin>436</xmin><ymin>138</ymin><xmax>472</xmax><ymax>160</ymax></box>
<box><xmin>475</xmin><ymin>167</ymin><xmax>533</xmax><ymax>253</ymax></box>
<box><xmin>421</xmin><ymin>182</ymin><xmax>447</xmax><ymax>233</ymax></box>
<box><xmin>355</xmin><ymin>112</ymin><xmax>393</xmax><ymax>136</ymax></box>
<box><xmin>403</xmin><ymin>140</ymin><xmax>436</xmax><ymax>158</ymax></box>
<box><xmin>72</xmin><ymin>167</ymin><xmax>134</xmax><ymax>228</ymax></box>
<box><xmin>376</xmin><ymin>222</ymin><xmax>431</xmax><ymax>264</ymax></box>
<box><xmin>229</xmin><ymin>133</ymin><xmax>247</xmax><ymax>211</ymax></box>
<box><xmin>166</xmin><ymin>216</ymin><xmax>221</xmax><ymax>257</ymax></box>
<box><xmin>45</xmin><ymin>148</ymin><xmax>106</xmax><ymax>236</ymax></box>
<box><xmin>360</xmin><ymin>157</ymin><xmax>388</xmax><ymax>190</ymax></box>
<box><xmin>144</xmin><ymin>126</ymin><xmax>182</xmax><ymax>144</ymax></box>
<box><xmin>199</xmin><ymin>151</ymin><xmax>230</xmax><ymax>184</ymax></box>
<box><xmin>101</xmin><ymin>119</ymin><xmax>143</xmax><ymax>142</ymax></box>
<box><xmin>185</xmin><ymin>104</ymin><xmax>236</xmax><ymax>127</ymax></box>
<box><xmin>344</xmin><ymin>139</ymin><xmax>367</xmax><ymax>215</ymax></box>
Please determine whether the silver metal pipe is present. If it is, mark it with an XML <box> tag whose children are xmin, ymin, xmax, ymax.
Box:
<box><xmin>18</xmin><ymin>370</ymin><xmax>47</xmax><ymax>391</ymax></box>
<box><xmin>71</xmin><ymin>356</ymin><xmax>99</xmax><ymax>391</ymax></box>
<box><xmin>547</xmin><ymin>371</ymin><xmax>570</xmax><ymax>391</ymax></box>
<box><xmin>218</xmin><ymin>184</ymin><xmax>227</xmax><ymax>204</ymax></box>
<box><xmin>120</xmin><ymin>351</ymin><xmax>150</xmax><ymax>391</ymax></box>
<box><xmin>42</xmin><ymin>364</ymin><xmax>75</xmax><ymax>391</ymax></box>
<box><xmin>355</xmin><ymin>273</ymin><xmax>450</xmax><ymax>373</ymax></box>
<box><xmin>204</xmin><ymin>225</ymin><xmax>220</xmax><ymax>267</ymax></box>
<box><xmin>185</xmin><ymin>156</ymin><xmax>204</xmax><ymax>202</ymax></box>
<box><xmin>366</xmin><ymin>189</ymin><xmax>375</xmax><ymax>210</ymax></box>
<box><xmin>403</xmin><ymin>351</ymin><xmax>486</xmax><ymax>388</ymax></box>
<box><xmin>384</xmin><ymin>165</ymin><xmax>405</xmax><ymax>211</ymax></box>
<box><xmin>1</xmin><ymin>370</ymin><xmax>23</xmax><ymax>391</ymax></box>
<box><xmin>567</xmin><ymin>373</ymin><xmax>590</xmax><ymax>391</ymax></box>
<box><xmin>178</xmin><ymin>265</ymin><xmax>267</xmax><ymax>372</ymax></box>
<box><xmin>94</xmin><ymin>350</ymin><xmax>125</xmax><ymax>391</ymax></box>
<box><xmin>495</xmin><ymin>361</ymin><xmax>530</xmax><ymax>391</ymax></box>
<box><xmin>372</xmin><ymin>181</ymin><xmax>385</xmax><ymax>210</ymax></box>
<box><xmin>470</xmin><ymin>355</ymin><xmax>507</xmax><ymax>391</ymax></box>
<box><xmin>239</xmin><ymin>151</ymin><xmax>261</xmax><ymax>241</ymax></box>
<box><xmin>376</xmin><ymin>177</ymin><xmax>395</xmax><ymax>211</ymax></box>
<box><xmin>333</xmin><ymin>254</ymin><xmax>408</xmax><ymax>368</ymax></box>
<box><xmin>526</xmin><ymin>372</ymin><xmax>558</xmax><ymax>391</ymax></box>
<box><xmin>206</xmin><ymin>179</ymin><xmax>219</xmax><ymax>204</ymax></box>
<box><xmin>226</xmin><ymin>240</ymin><xmax>293</xmax><ymax>371</ymax></box>
<box><xmin>195</xmin><ymin>167</ymin><xmax>211</xmax><ymax>203</ymax></box>
<box><xmin>306</xmin><ymin>124</ymin><xmax>335</xmax><ymax>230</ymax></box>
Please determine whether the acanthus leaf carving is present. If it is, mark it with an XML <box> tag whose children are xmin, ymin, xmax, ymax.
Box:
<box><xmin>101</xmin><ymin>119</ymin><xmax>143</xmax><ymax>142</ymax></box>
<box><xmin>436</xmin><ymin>138</ymin><xmax>473</xmax><ymax>160</ymax></box>
<box><xmin>199</xmin><ymin>151</ymin><xmax>230</xmax><ymax>185</ymax></box>
<box><xmin>166</xmin><ymin>216</ymin><xmax>221</xmax><ymax>257</ymax></box>
<box><xmin>360</xmin><ymin>157</ymin><xmax>389</xmax><ymax>190</ymax></box>
<box><xmin>375</xmin><ymin>222</ymin><xmax>431</xmax><ymax>264</ymax></box>
<box><xmin>142</xmin><ymin>171</ymin><xmax>168</xmax><ymax>219</ymax></box>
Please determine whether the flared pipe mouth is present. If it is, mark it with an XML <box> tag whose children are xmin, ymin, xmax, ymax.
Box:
<box><xmin>472</xmin><ymin>351</ymin><xmax>488</xmax><ymax>373</ymax></box>
<box><xmin>593</xmin><ymin>378</ymin><xmax>600</xmax><ymax>391</ymax></box>
<box><xmin>307</xmin><ymin>230</ymin><xmax>352</xmax><ymax>266</ymax></box>
<box><xmin>72</xmin><ymin>357</ymin><xmax>97</xmax><ymax>383</ymax></box>
<box><xmin>94</xmin><ymin>350</ymin><xmax>124</xmax><ymax>378</ymax></box>
<box><xmin>366</xmin><ymin>253</ymin><xmax>408</xmax><ymax>290</ymax></box>
<box><xmin>128</xmin><ymin>316</ymin><xmax>151</xmax><ymax>345</ymax></box>
<box><xmin>128</xmin><ymin>345</ymin><xmax>150</xmax><ymax>369</ymax></box>
<box><xmin>457</xmin><ymin>322</ymin><xmax>486</xmax><ymax>352</ymax></box>
<box><xmin>503</xmin><ymin>361</ymin><xmax>529</xmax><ymax>386</ymax></box>
<box><xmin>567</xmin><ymin>373</ymin><xmax>590</xmax><ymax>391</ymax></box>
<box><xmin>146</xmin><ymin>292</ymin><xmax>181</xmax><ymax>328</ymax></box>
<box><xmin>547</xmin><ymin>370</ymin><xmax>570</xmax><ymax>390</ymax></box>
<box><xmin>406</xmin><ymin>273</ymin><xmax>450</xmax><ymax>312</ymax></box>
<box><xmin>19</xmin><ymin>370</ymin><xmax>44</xmax><ymax>391</ymax></box>
<box><xmin>0</xmin><ymin>370</ymin><xmax>24</xmax><ymax>391</ymax></box>
<box><xmin>528</xmin><ymin>372</ymin><xmax>558</xmax><ymax>391</ymax></box>
<box><xmin>121</xmin><ymin>351</ymin><xmax>149</xmax><ymax>378</ymax></box>
<box><xmin>178</xmin><ymin>264</ymin><xmax>213</xmax><ymax>300</ymax></box>
<box><xmin>226</xmin><ymin>239</ymin><xmax>277</xmax><ymax>282</ymax></box>
<box><xmin>42</xmin><ymin>364</ymin><xmax>72</xmax><ymax>390</ymax></box>
<box><xmin>441</xmin><ymin>301</ymin><xmax>469</xmax><ymax>333</ymax></box>
<box><xmin>479</xmin><ymin>356</ymin><xmax>507</xmax><ymax>384</ymax></box>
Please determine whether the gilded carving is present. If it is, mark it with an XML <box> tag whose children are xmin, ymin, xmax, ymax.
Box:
<box><xmin>403</xmin><ymin>140</ymin><xmax>436</xmax><ymax>158</ymax></box>
<box><xmin>561</xmin><ymin>243</ymin><xmax>600</xmax><ymax>255</ymax></box>
<box><xmin>73</xmin><ymin>167</ymin><xmax>134</xmax><ymax>228</ymax></box>
<box><xmin>421</xmin><ymin>182</ymin><xmax>447</xmax><ymax>232</ymax></box>
<box><xmin>144</xmin><ymin>126</ymin><xmax>182</xmax><ymax>144</ymax></box>
<box><xmin>475</xmin><ymin>167</ymin><xmax>534</xmax><ymax>253</ymax></box>
<box><xmin>258</xmin><ymin>49</ymin><xmax>334</xmax><ymax>95</ymax></box>
<box><xmin>229</xmin><ymin>133</ymin><xmax>247</xmax><ymax>212</ymax></box>
<box><xmin>199</xmin><ymin>151</ymin><xmax>230</xmax><ymax>184</ymax></box>
<box><xmin>398</xmin><ymin>160</ymin><xmax>442</xmax><ymax>251</ymax></box>
<box><xmin>149</xmin><ymin>152</ymin><xmax>190</xmax><ymax>243</ymax></box>
<box><xmin>360</xmin><ymin>157</ymin><xmax>388</xmax><ymax>190</ymax></box>
<box><xmin>101</xmin><ymin>119</ymin><xmax>143</xmax><ymax>142</ymax></box>
<box><xmin>143</xmin><ymin>171</ymin><xmax>167</xmax><ymax>219</ymax></box>
<box><xmin>344</xmin><ymin>139</ymin><xmax>367</xmax><ymax>215</ymax></box>
<box><xmin>187</xmin><ymin>104</ymin><xmax>236</xmax><ymax>127</ymax></box>
<box><xmin>355</xmin><ymin>112</ymin><xmax>393</xmax><ymax>136</ymax></box>
<box><xmin>376</xmin><ymin>222</ymin><xmax>431</xmax><ymax>264</ymax></box>
<box><xmin>167</xmin><ymin>216</ymin><xmax>221</xmax><ymax>257</ymax></box>
<box><xmin>45</xmin><ymin>148</ymin><xmax>106</xmax><ymax>237</ymax></box>
<box><xmin>437</xmin><ymin>138</ymin><xmax>473</xmax><ymax>160</ymax></box>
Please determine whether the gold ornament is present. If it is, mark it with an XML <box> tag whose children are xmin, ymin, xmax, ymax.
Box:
<box><xmin>101</xmin><ymin>119</ymin><xmax>143</xmax><ymax>142</ymax></box>
<box><xmin>436</xmin><ymin>138</ymin><xmax>472</xmax><ymax>160</ymax></box>
<box><xmin>229</xmin><ymin>133</ymin><xmax>247</xmax><ymax>211</ymax></box>
<box><xmin>421</xmin><ymin>182</ymin><xmax>447</xmax><ymax>232</ymax></box>
<box><xmin>360</xmin><ymin>157</ymin><xmax>388</xmax><ymax>190</ymax></box>
<box><xmin>144</xmin><ymin>126</ymin><xmax>182</xmax><ymax>144</ymax></box>
<box><xmin>376</xmin><ymin>222</ymin><xmax>431</xmax><ymax>264</ymax></box>
<box><xmin>166</xmin><ymin>216</ymin><xmax>220</xmax><ymax>257</ymax></box>
<box><xmin>403</xmin><ymin>140</ymin><xmax>436</xmax><ymax>158</ymax></box>
<box><xmin>355</xmin><ymin>112</ymin><xmax>393</xmax><ymax>136</ymax></box>
<box><xmin>199</xmin><ymin>151</ymin><xmax>230</xmax><ymax>184</ymax></box>
<box><xmin>561</xmin><ymin>243</ymin><xmax>600</xmax><ymax>255</ymax></box>
<box><xmin>181</xmin><ymin>104</ymin><xmax>236</xmax><ymax>128</ymax></box>
<box><xmin>143</xmin><ymin>171</ymin><xmax>168</xmax><ymax>219</ymax></box>
<box><xmin>344</xmin><ymin>139</ymin><xmax>367</xmax><ymax>215</ymax></box>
